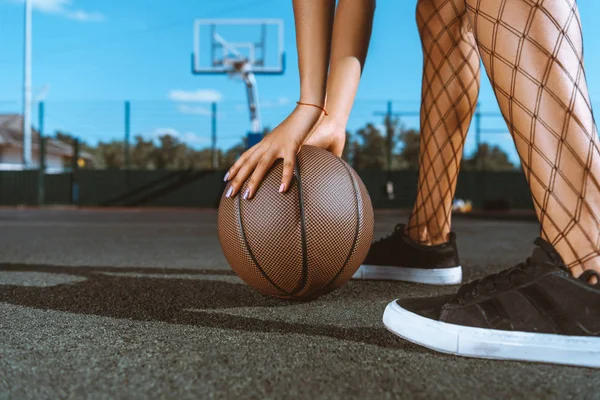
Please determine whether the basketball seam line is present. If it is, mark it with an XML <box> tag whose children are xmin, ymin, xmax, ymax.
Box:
<box><xmin>321</xmin><ymin>159</ymin><xmax>362</xmax><ymax>293</ymax></box>
<box><xmin>236</xmin><ymin>186</ymin><xmax>292</xmax><ymax>296</ymax></box>
<box><xmin>292</xmin><ymin>155</ymin><xmax>310</xmax><ymax>297</ymax></box>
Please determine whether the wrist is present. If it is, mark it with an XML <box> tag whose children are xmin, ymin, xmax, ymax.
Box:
<box><xmin>321</xmin><ymin>117</ymin><xmax>347</xmax><ymax>133</ymax></box>
<box><xmin>295</xmin><ymin>99</ymin><xmax>327</xmax><ymax>117</ymax></box>
<box><xmin>298</xmin><ymin>90</ymin><xmax>325</xmax><ymax>106</ymax></box>
<box><xmin>323</xmin><ymin>112</ymin><xmax>349</xmax><ymax>129</ymax></box>
<box><xmin>292</xmin><ymin>103</ymin><xmax>324</xmax><ymax>124</ymax></box>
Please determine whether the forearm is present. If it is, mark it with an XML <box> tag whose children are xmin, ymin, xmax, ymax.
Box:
<box><xmin>292</xmin><ymin>0</ymin><xmax>336</xmax><ymax>105</ymax></box>
<box><xmin>325</xmin><ymin>0</ymin><xmax>375</xmax><ymax>126</ymax></box>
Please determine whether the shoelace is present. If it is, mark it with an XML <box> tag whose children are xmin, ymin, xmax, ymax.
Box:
<box><xmin>456</xmin><ymin>259</ymin><xmax>534</xmax><ymax>304</ymax></box>
<box><xmin>456</xmin><ymin>238</ymin><xmax>570</xmax><ymax>304</ymax></box>
<box><xmin>372</xmin><ymin>223</ymin><xmax>405</xmax><ymax>245</ymax></box>
<box><xmin>456</xmin><ymin>240</ymin><xmax>599</xmax><ymax>304</ymax></box>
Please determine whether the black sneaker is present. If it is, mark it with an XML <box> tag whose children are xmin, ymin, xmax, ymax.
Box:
<box><xmin>352</xmin><ymin>224</ymin><xmax>462</xmax><ymax>285</ymax></box>
<box><xmin>382</xmin><ymin>238</ymin><xmax>600</xmax><ymax>368</ymax></box>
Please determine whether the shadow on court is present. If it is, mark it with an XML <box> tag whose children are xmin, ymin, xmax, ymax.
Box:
<box><xmin>0</xmin><ymin>263</ymin><xmax>415</xmax><ymax>351</ymax></box>
<box><xmin>2</xmin><ymin>209</ymin><xmax>597</xmax><ymax>399</ymax></box>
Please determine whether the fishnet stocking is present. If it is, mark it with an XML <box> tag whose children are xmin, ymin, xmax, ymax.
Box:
<box><xmin>406</xmin><ymin>0</ymin><xmax>481</xmax><ymax>245</ymax></box>
<box><xmin>465</xmin><ymin>0</ymin><xmax>600</xmax><ymax>275</ymax></box>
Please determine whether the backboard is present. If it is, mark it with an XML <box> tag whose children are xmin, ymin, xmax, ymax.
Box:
<box><xmin>192</xmin><ymin>19</ymin><xmax>285</xmax><ymax>75</ymax></box>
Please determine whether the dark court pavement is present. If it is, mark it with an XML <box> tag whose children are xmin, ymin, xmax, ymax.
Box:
<box><xmin>0</xmin><ymin>208</ymin><xmax>598</xmax><ymax>399</ymax></box>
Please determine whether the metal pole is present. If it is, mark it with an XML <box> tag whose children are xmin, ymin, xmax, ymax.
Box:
<box><xmin>22</xmin><ymin>0</ymin><xmax>32</xmax><ymax>168</ymax></box>
<box><xmin>474</xmin><ymin>103</ymin><xmax>485</xmax><ymax>209</ymax></box>
<box><xmin>475</xmin><ymin>103</ymin><xmax>482</xmax><ymax>171</ymax></box>
<box><xmin>37</xmin><ymin>102</ymin><xmax>45</xmax><ymax>205</ymax></box>
<box><xmin>245</xmin><ymin>71</ymin><xmax>261</xmax><ymax>133</ymax></box>
<box><xmin>210</xmin><ymin>24</ymin><xmax>216</xmax><ymax>67</ymax></box>
<box><xmin>386</xmin><ymin>100</ymin><xmax>393</xmax><ymax>171</ymax></box>
<box><xmin>259</xmin><ymin>23</ymin><xmax>266</xmax><ymax>65</ymax></box>
<box><xmin>244</xmin><ymin>69</ymin><xmax>263</xmax><ymax>148</ymax></box>
<box><xmin>211</xmin><ymin>102</ymin><xmax>218</xmax><ymax>169</ymax></box>
<box><xmin>124</xmin><ymin>101</ymin><xmax>131</xmax><ymax>169</ymax></box>
<box><xmin>71</xmin><ymin>139</ymin><xmax>80</xmax><ymax>205</ymax></box>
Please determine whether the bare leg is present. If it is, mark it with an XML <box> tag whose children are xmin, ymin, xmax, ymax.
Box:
<box><xmin>406</xmin><ymin>0</ymin><xmax>481</xmax><ymax>245</ymax></box>
<box><xmin>465</xmin><ymin>0</ymin><xmax>600</xmax><ymax>276</ymax></box>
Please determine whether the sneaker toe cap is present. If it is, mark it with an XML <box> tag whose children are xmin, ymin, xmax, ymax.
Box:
<box><xmin>396</xmin><ymin>294</ymin><xmax>453</xmax><ymax>320</ymax></box>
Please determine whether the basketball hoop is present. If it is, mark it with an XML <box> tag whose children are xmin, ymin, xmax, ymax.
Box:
<box><xmin>223</xmin><ymin>58</ymin><xmax>251</xmax><ymax>80</ymax></box>
<box><xmin>191</xmin><ymin>19</ymin><xmax>286</xmax><ymax>148</ymax></box>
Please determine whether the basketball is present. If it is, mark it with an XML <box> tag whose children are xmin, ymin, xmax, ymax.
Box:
<box><xmin>218</xmin><ymin>146</ymin><xmax>374</xmax><ymax>300</ymax></box>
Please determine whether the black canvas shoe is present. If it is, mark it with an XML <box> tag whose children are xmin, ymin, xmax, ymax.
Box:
<box><xmin>383</xmin><ymin>238</ymin><xmax>600</xmax><ymax>368</ymax></box>
<box><xmin>352</xmin><ymin>224</ymin><xmax>462</xmax><ymax>285</ymax></box>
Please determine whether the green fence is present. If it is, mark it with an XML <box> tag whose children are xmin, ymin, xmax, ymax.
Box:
<box><xmin>0</xmin><ymin>169</ymin><xmax>533</xmax><ymax>210</ymax></box>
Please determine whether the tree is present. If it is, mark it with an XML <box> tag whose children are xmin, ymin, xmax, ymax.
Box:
<box><xmin>96</xmin><ymin>141</ymin><xmax>125</xmax><ymax>169</ymax></box>
<box><xmin>152</xmin><ymin>134</ymin><xmax>187</xmax><ymax>169</ymax></box>
<box><xmin>54</xmin><ymin>131</ymin><xmax>77</xmax><ymax>146</ymax></box>
<box><xmin>221</xmin><ymin>140</ymin><xmax>247</xmax><ymax>169</ymax></box>
<box><xmin>187</xmin><ymin>148</ymin><xmax>214</xmax><ymax>169</ymax></box>
<box><xmin>131</xmin><ymin>136</ymin><xmax>155</xmax><ymax>169</ymax></box>
<box><xmin>463</xmin><ymin>143</ymin><xmax>516</xmax><ymax>171</ymax></box>
<box><xmin>398</xmin><ymin>128</ymin><xmax>420</xmax><ymax>169</ymax></box>
<box><xmin>352</xmin><ymin>123</ymin><xmax>387</xmax><ymax>169</ymax></box>
<box><xmin>341</xmin><ymin>130</ymin><xmax>354</xmax><ymax>165</ymax></box>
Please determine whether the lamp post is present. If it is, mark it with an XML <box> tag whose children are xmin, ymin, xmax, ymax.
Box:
<box><xmin>23</xmin><ymin>0</ymin><xmax>32</xmax><ymax>168</ymax></box>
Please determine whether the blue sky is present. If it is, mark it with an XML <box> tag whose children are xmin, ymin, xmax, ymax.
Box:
<box><xmin>1</xmin><ymin>0</ymin><xmax>600</xmax><ymax>162</ymax></box>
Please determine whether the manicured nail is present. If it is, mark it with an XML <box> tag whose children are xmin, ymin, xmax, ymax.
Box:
<box><xmin>223</xmin><ymin>172</ymin><xmax>230</xmax><ymax>182</ymax></box>
<box><xmin>226</xmin><ymin>187</ymin><xmax>233</xmax><ymax>198</ymax></box>
<box><xmin>243</xmin><ymin>188</ymin><xmax>250</xmax><ymax>200</ymax></box>
<box><xmin>279</xmin><ymin>183</ymin><xmax>285</xmax><ymax>193</ymax></box>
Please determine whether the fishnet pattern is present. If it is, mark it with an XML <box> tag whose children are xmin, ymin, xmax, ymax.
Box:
<box><xmin>465</xmin><ymin>0</ymin><xmax>600</xmax><ymax>274</ymax></box>
<box><xmin>407</xmin><ymin>0</ymin><xmax>481</xmax><ymax>245</ymax></box>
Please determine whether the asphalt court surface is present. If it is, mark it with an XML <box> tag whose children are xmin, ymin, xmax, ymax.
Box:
<box><xmin>0</xmin><ymin>208</ymin><xmax>598</xmax><ymax>399</ymax></box>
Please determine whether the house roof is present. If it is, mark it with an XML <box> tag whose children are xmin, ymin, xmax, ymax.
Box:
<box><xmin>0</xmin><ymin>114</ymin><xmax>92</xmax><ymax>159</ymax></box>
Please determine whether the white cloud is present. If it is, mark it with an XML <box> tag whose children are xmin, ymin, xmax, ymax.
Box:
<box><xmin>34</xmin><ymin>84</ymin><xmax>50</xmax><ymax>101</ymax></box>
<box><xmin>234</xmin><ymin>97</ymin><xmax>291</xmax><ymax>112</ymax></box>
<box><xmin>183</xmin><ymin>132</ymin><xmax>209</xmax><ymax>146</ymax></box>
<box><xmin>30</xmin><ymin>0</ymin><xmax>67</xmax><ymax>12</ymax></box>
<box><xmin>177</xmin><ymin>104</ymin><xmax>211</xmax><ymax>116</ymax></box>
<box><xmin>8</xmin><ymin>0</ymin><xmax>105</xmax><ymax>22</ymax></box>
<box><xmin>261</xmin><ymin>97</ymin><xmax>292</xmax><ymax>109</ymax></box>
<box><xmin>151</xmin><ymin>128</ymin><xmax>209</xmax><ymax>147</ymax></box>
<box><xmin>65</xmin><ymin>9</ymin><xmax>104</xmax><ymax>22</ymax></box>
<box><xmin>168</xmin><ymin>89</ymin><xmax>222</xmax><ymax>103</ymax></box>
<box><xmin>152</xmin><ymin>128</ymin><xmax>179</xmax><ymax>140</ymax></box>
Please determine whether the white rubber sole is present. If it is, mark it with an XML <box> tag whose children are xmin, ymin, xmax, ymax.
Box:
<box><xmin>352</xmin><ymin>264</ymin><xmax>462</xmax><ymax>285</ymax></box>
<box><xmin>383</xmin><ymin>300</ymin><xmax>600</xmax><ymax>368</ymax></box>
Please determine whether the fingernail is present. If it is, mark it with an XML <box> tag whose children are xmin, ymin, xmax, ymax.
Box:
<box><xmin>223</xmin><ymin>172</ymin><xmax>230</xmax><ymax>182</ymax></box>
<box><xmin>226</xmin><ymin>187</ymin><xmax>233</xmax><ymax>198</ymax></box>
<box><xmin>243</xmin><ymin>188</ymin><xmax>250</xmax><ymax>200</ymax></box>
<box><xmin>279</xmin><ymin>183</ymin><xmax>285</xmax><ymax>193</ymax></box>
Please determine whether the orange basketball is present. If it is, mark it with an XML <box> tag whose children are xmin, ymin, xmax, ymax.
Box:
<box><xmin>218</xmin><ymin>146</ymin><xmax>374</xmax><ymax>300</ymax></box>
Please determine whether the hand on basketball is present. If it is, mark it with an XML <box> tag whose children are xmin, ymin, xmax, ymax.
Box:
<box><xmin>303</xmin><ymin>118</ymin><xmax>346</xmax><ymax>158</ymax></box>
<box><xmin>224</xmin><ymin>105</ymin><xmax>323</xmax><ymax>199</ymax></box>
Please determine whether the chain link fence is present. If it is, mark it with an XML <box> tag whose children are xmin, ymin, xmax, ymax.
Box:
<box><xmin>0</xmin><ymin>98</ymin><xmax>517</xmax><ymax>172</ymax></box>
<box><xmin>0</xmin><ymin>98</ymin><xmax>529</xmax><ymax>210</ymax></box>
